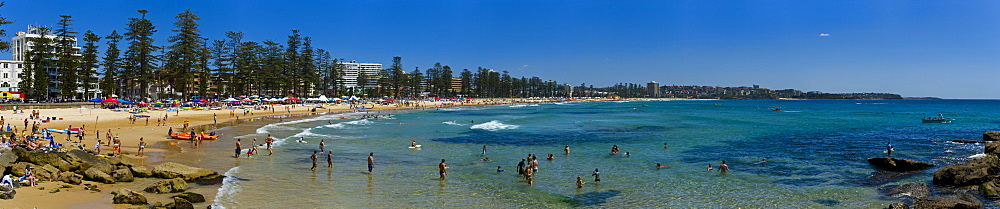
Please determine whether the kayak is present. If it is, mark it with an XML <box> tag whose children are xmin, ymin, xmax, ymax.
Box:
<box><xmin>170</xmin><ymin>132</ymin><xmax>219</xmax><ymax>140</ymax></box>
<box><xmin>45</xmin><ymin>128</ymin><xmax>80</xmax><ymax>134</ymax></box>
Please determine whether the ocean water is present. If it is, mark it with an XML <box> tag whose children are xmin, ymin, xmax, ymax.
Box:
<box><xmin>180</xmin><ymin>100</ymin><xmax>1000</xmax><ymax>208</ymax></box>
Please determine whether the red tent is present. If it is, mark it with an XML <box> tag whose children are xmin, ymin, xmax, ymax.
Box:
<box><xmin>284</xmin><ymin>97</ymin><xmax>301</xmax><ymax>101</ymax></box>
<box><xmin>195</xmin><ymin>99</ymin><xmax>210</xmax><ymax>103</ymax></box>
<box><xmin>101</xmin><ymin>98</ymin><xmax>120</xmax><ymax>103</ymax></box>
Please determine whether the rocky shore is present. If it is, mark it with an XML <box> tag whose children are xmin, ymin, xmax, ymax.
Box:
<box><xmin>0</xmin><ymin>146</ymin><xmax>219</xmax><ymax>208</ymax></box>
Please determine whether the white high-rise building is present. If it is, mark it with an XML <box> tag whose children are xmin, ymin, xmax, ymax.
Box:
<box><xmin>0</xmin><ymin>25</ymin><xmax>101</xmax><ymax>99</ymax></box>
<box><xmin>337</xmin><ymin>60</ymin><xmax>382</xmax><ymax>88</ymax></box>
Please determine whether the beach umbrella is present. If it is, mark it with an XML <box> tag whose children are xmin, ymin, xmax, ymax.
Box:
<box><xmin>223</xmin><ymin>98</ymin><xmax>239</xmax><ymax>102</ymax></box>
<box><xmin>318</xmin><ymin>95</ymin><xmax>329</xmax><ymax>101</ymax></box>
<box><xmin>285</xmin><ymin>97</ymin><xmax>301</xmax><ymax>101</ymax></box>
<box><xmin>120</xmin><ymin>100</ymin><xmax>136</xmax><ymax>105</ymax></box>
<box><xmin>101</xmin><ymin>98</ymin><xmax>120</xmax><ymax>103</ymax></box>
<box><xmin>348</xmin><ymin>96</ymin><xmax>359</xmax><ymax>101</ymax></box>
<box><xmin>241</xmin><ymin>98</ymin><xmax>252</xmax><ymax>102</ymax></box>
<box><xmin>196</xmin><ymin>99</ymin><xmax>210</xmax><ymax>103</ymax></box>
<box><xmin>139</xmin><ymin>101</ymin><xmax>149</xmax><ymax>105</ymax></box>
<box><xmin>89</xmin><ymin>98</ymin><xmax>103</xmax><ymax>102</ymax></box>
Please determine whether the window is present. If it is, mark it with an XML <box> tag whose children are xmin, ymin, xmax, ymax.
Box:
<box><xmin>3</xmin><ymin>73</ymin><xmax>6</xmax><ymax>78</ymax></box>
<box><xmin>2</xmin><ymin>63</ymin><xmax>6</xmax><ymax>68</ymax></box>
<box><xmin>1</xmin><ymin>82</ymin><xmax>9</xmax><ymax>87</ymax></box>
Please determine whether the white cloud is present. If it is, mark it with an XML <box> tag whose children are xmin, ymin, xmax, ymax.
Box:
<box><xmin>819</xmin><ymin>33</ymin><xmax>830</xmax><ymax>37</ymax></box>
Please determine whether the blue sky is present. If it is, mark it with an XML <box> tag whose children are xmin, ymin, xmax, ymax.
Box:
<box><xmin>4</xmin><ymin>0</ymin><xmax>999</xmax><ymax>98</ymax></box>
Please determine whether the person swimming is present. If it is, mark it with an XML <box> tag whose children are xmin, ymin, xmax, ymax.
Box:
<box><xmin>657</xmin><ymin>163</ymin><xmax>668</xmax><ymax>168</ymax></box>
<box><xmin>497</xmin><ymin>166</ymin><xmax>504</xmax><ymax>172</ymax></box>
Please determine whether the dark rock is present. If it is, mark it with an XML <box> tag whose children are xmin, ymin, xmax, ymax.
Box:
<box><xmin>152</xmin><ymin>162</ymin><xmax>220</xmax><ymax>181</ymax></box>
<box><xmin>986</xmin><ymin>141</ymin><xmax>1000</xmax><ymax>156</ymax></box>
<box><xmin>0</xmin><ymin>146</ymin><xmax>16</xmax><ymax>168</ymax></box>
<box><xmin>984</xmin><ymin>180</ymin><xmax>1000</xmax><ymax>199</ymax></box>
<box><xmin>107</xmin><ymin>156</ymin><xmax>138</xmax><ymax>167</ymax></box>
<box><xmin>65</xmin><ymin>149</ymin><xmax>113</xmax><ymax>174</ymax></box>
<box><xmin>881</xmin><ymin>183</ymin><xmax>931</xmax><ymax>198</ymax></box>
<box><xmin>144</xmin><ymin>178</ymin><xmax>189</xmax><ymax>193</ymax></box>
<box><xmin>112</xmin><ymin>188</ymin><xmax>147</xmax><ymax>205</ymax></box>
<box><xmin>83</xmin><ymin>167</ymin><xmax>115</xmax><ymax>184</ymax></box>
<box><xmin>38</xmin><ymin>164</ymin><xmax>60</xmax><ymax>181</ymax></box>
<box><xmin>113</xmin><ymin>168</ymin><xmax>134</xmax><ymax>182</ymax></box>
<box><xmin>130</xmin><ymin>166</ymin><xmax>152</xmax><ymax>178</ymax></box>
<box><xmin>914</xmin><ymin>197</ymin><xmax>981</xmax><ymax>209</ymax></box>
<box><xmin>172</xmin><ymin>192</ymin><xmax>206</xmax><ymax>203</ymax></box>
<box><xmin>0</xmin><ymin>184</ymin><xmax>15</xmax><ymax>199</ymax></box>
<box><xmin>58</xmin><ymin>171</ymin><xmax>83</xmax><ymax>185</ymax></box>
<box><xmin>958</xmin><ymin>191</ymin><xmax>984</xmax><ymax>209</ymax></box>
<box><xmin>11</xmin><ymin>147</ymin><xmax>73</xmax><ymax>171</ymax></box>
<box><xmin>985</xmin><ymin>131</ymin><xmax>1000</xmax><ymax>141</ymax></box>
<box><xmin>954</xmin><ymin>140</ymin><xmax>987</xmax><ymax>144</ymax></box>
<box><xmin>933</xmin><ymin>155</ymin><xmax>1000</xmax><ymax>186</ymax></box>
<box><xmin>888</xmin><ymin>202</ymin><xmax>907</xmax><ymax>209</ymax></box>
<box><xmin>173</xmin><ymin>197</ymin><xmax>195</xmax><ymax>209</ymax></box>
<box><xmin>868</xmin><ymin>157</ymin><xmax>936</xmax><ymax>171</ymax></box>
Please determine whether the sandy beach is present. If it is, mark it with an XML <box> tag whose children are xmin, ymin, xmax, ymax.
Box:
<box><xmin>0</xmin><ymin>97</ymin><xmax>631</xmax><ymax>208</ymax></box>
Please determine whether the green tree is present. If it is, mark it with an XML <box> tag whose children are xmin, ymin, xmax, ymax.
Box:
<box><xmin>122</xmin><ymin>9</ymin><xmax>160</xmax><ymax>98</ymax></box>
<box><xmin>0</xmin><ymin>2</ymin><xmax>14</xmax><ymax>51</ymax></box>
<box><xmin>232</xmin><ymin>41</ymin><xmax>260</xmax><ymax>96</ymax></box>
<box><xmin>55</xmin><ymin>15</ymin><xmax>79</xmax><ymax>99</ymax></box>
<box><xmin>100</xmin><ymin>30</ymin><xmax>122</xmax><ymax>97</ymax></box>
<box><xmin>79</xmin><ymin>30</ymin><xmax>101</xmax><ymax>99</ymax></box>
<box><xmin>164</xmin><ymin>9</ymin><xmax>206</xmax><ymax>99</ymax></box>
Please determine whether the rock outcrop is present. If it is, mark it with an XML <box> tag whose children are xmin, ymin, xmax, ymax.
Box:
<box><xmin>0</xmin><ymin>184</ymin><xmax>15</xmax><ymax>199</ymax></box>
<box><xmin>130</xmin><ymin>166</ymin><xmax>152</xmax><ymax>178</ymax></box>
<box><xmin>59</xmin><ymin>171</ymin><xmax>83</xmax><ymax>185</ymax></box>
<box><xmin>170</xmin><ymin>197</ymin><xmax>195</xmax><ymax>209</ymax></box>
<box><xmin>144</xmin><ymin>178</ymin><xmax>189</xmax><ymax>193</ymax></box>
<box><xmin>0</xmin><ymin>147</ymin><xmax>16</xmax><ymax>168</ymax></box>
<box><xmin>985</xmin><ymin>141</ymin><xmax>1000</xmax><ymax>156</ymax></box>
<box><xmin>84</xmin><ymin>167</ymin><xmax>116</xmax><ymax>184</ymax></box>
<box><xmin>888</xmin><ymin>202</ymin><xmax>907</xmax><ymax>209</ymax></box>
<box><xmin>984</xmin><ymin>131</ymin><xmax>1000</xmax><ymax>141</ymax></box>
<box><xmin>65</xmin><ymin>149</ymin><xmax>113</xmax><ymax>174</ymax></box>
<box><xmin>981</xmin><ymin>180</ymin><xmax>1000</xmax><ymax>199</ymax></box>
<box><xmin>933</xmin><ymin>155</ymin><xmax>1000</xmax><ymax>186</ymax></box>
<box><xmin>36</xmin><ymin>164</ymin><xmax>60</xmax><ymax>181</ymax></box>
<box><xmin>881</xmin><ymin>183</ymin><xmax>931</xmax><ymax>198</ymax></box>
<box><xmin>10</xmin><ymin>162</ymin><xmax>34</xmax><ymax>176</ymax></box>
<box><xmin>172</xmin><ymin>192</ymin><xmax>206</xmax><ymax>203</ymax></box>
<box><xmin>112</xmin><ymin>188</ymin><xmax>147</xmax><ymax>205</ymax></box>
<box><xmin>913</xmin><ymin>192</ymin><xmax>983</xmax><ymax>209</ymax></box>
<box><xmin>113</xmin><ymin>168</ymin><xmax>135</xmax><ymax>182</ymax></box>
<box><xmin>867</xmin><ymin>157</ymin><xmax>935</xmax><ymax>171</ymax></box>
<box><xmin>152</xmin><ymin>162</ymin><xmax>220</xmax><ymax>181</ymax></box>
<box><xmin>11</xmin><ymin>148</ymin><xmax>74</xmax><ymax>171</ymax></box>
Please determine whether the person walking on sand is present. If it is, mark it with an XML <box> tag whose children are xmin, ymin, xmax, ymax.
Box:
<box><xmin>576</xmin><ymin>176</ymin><xmax>585</xmax><ymax>188</ymax></box>
<box><xmin>235</xmin><ymin>139</ymin><xmax>242</xmax><ymax>158</ymax></box>
<box><xmin>367</xmin><ymin>152</ymin><xmax>375</xmax><ymax>174</ymax></box>
<box><xmin>719</xmin><ymin>161</ymin><xmax>731</xmax><ymax>174</ymax></box>
<box><xmin>439</xmin><ymin>159</ymin><xmax>449</xmax><ymax>180</ymax></box>
<box><xmin>310</xmin><ymin>151</ymin><xmax>318</xmax><ymax>170</ymax></box>
<box><xmin>137</xmin><ymin>138</ymin><xmax>146</xmax><ymax>157</ymax></box>
<box><xmin>327</xmin><ymin>150</ymin><xmax>334</xmax><ymax>168</ymax></box>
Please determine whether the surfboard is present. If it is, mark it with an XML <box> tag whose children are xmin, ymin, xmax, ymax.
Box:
<box><xmin>409</xmin><ymin>145</ymin><xmax>422</xmax><ymax>148</ymax></box>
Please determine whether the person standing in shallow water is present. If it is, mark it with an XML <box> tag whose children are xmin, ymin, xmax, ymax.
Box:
<box><xmin>886</xmin><ymin>142</ymin><xmax>893</xmax><ymax>157</ymax></box>
<box><xmin>235</xmin><ymin>138</ymin><xmax>242</xmax><ymax>158</ymax></box>
<box><xmin>564</xmin><ymin>145</ymin><xmax>570</xmax><ymax>155</ymax></box>
<box><xmin>719</xmin><ymin>161</ymin><xmax>731</xmax><ymax>174</ymax></box>
<box><xmin>439</xmin><ymin>159</ymin><xmax>449</xmax><ymax>180</ymax></box>
<box><xmin>368</xmin><ymin>152</ymin><xmax>375</xmax><ymax>174</ymax></box>
<box><xmin>327</xmin><ymin>150</ymin><xmax>334</xmax><ymax>168</ymax></box>
<box><xmin>592</xmin><ymin>169</ymin><xmax>601</xmax><ymax>182</ymax></box>
<box><xmin>482</xmin><ymin>145</ymin><xmax>487</xmax><ymax>155</ymax></box>
<box><xmin>310</xmin><ymin>151</ymin><xmax>318</xmax><ymax>170</ymax></box>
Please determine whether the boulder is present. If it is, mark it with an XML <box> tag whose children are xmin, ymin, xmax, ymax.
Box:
<box><xmin>913</xmin><ymin>197</ymin><xmax>982</xmax><ymax>209</ymax></box>
<box><xmin>0</xmin><ymin>184</ymin><xmax>14</xmax><ymax>199</ymax></box>
<box><xmin>83</xmin><ymin>167</ymin><xmax>116</xmax><ymax>184</ymax></box>
<box><xmin>933</xmin><ymin>155</ymin><xmax>1000</xmax><ymax>186</ymax></box>
<box><xmin>172</xmin><ymin>197</ymin><xmax>195</xmax><ymax>209</ymax></box>
<box><xmin>107</xmin><ymin>156</ymin><xmax>138</xmax><ymax>167</ymax></box>
<box><xmin>986</xmin><ymin>141</ymin><xmax>1000</xmax><ymax>156</ymax></box>
<box><xmin>144</xmin><ymin>178</ymin><xmax>189</xmax><ymax>193</ymax></box>
<box><xmin>0</xmin><ymin>146</ymin><xmax>16</xmax><ymax>168</ymax></box>
<box><xmin>58</xmin><ymin>172</ymin><xmax>83</xmax><ymax>185</ymax></box>
<box><xmin>172</xmin><ymin>192</ymin><xmax>206</xmax><ymax>203</ymax></box>
<box><xmin>113</xmin><ymin>168</ymin><xmax>134</xmax><ymax>182</ymax></box>
<box><xmin>888</xmin><ymin>202</ymin><xmax>908</xmax><ymax>209</ymax></box>
<box><xmin>985</xmin><ymin>131</ymin><xmax>1000</xmax><ymax>141</ymax></box>
<box><xmin>152</xmin><ymin>162</ymin><xmax>220</xmax><ymax>181</ymax></box>
<box><xmin>867</xmin><ymin>157</ymin><xmax>935</xmax><ymax>171</ymax></box>
<box><xmin>65</xmin><ymin>149</ymin><xmax>113</xmax><ymax>174</ymax></box>
<box><xmin>11</xmin><ymin>147</ymin><xmax>73</xmax><ymax>171</ymax></box>
<box><xmin>38</xmin><ymin>164</ymin><xmax>60</xmax><ymax>181</ymax></box>
<box><xmin>130</xmin><ymin>166</ymin><xmax>152</xmax><ymax>178</ymax></box>
<box><xmin>112</xmin><ymin>188</ymin><xmax>147</xmax><ymax>205</ymax></box>
<box><xmin>881</xmin><ymin>183</ymin><xmax>931</xmax><ymax>198</ymax></box>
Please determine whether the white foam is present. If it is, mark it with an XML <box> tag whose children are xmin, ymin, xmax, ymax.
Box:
<box><xmin>969</xmin><ymin>153</ymin><xmax>987</xmax><ymax>158</ymax></box>
<box><xmin>442</xmin><ymin>121</ymin><xmax>466</xmax><ymax>126</ymax></box>
<box><xmin>527</xmin><ymin>104</ymin><xmax>539</xmax><ymax>107</ymax></box>
<box><xmin>323</xmin><ymin>119</ymin><xmax>372</xmax><ymax>129</ymax></box>
<box><xmin>470</xmin><ymin>120</ymin><xmax>519</xmax><ymax>131</ymax></box>
<box><xmin>210</xmin><ymin>167</ymin><xmax>241</xmax><ymax>209</ymax></box>
<box><xmin>509</xmin><ymin>104</ymin><xmax>528</xmax><ymax>108</ymax></box>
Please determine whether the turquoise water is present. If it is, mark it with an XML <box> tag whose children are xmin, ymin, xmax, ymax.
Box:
<box><xmin>181</xmin><ymin>100</ymin><xmax>1000</xmax><ymax>208</ymax></box>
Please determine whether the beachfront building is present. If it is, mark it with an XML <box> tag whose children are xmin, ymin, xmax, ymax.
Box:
<box><xmin>563</xmin><ymin>84</ymin><xmax>574</xmax><ymax>97</ymax></box>
<box><xmin>3</xmin><ymin>25</ymin><xmax>101</xmax><ymax>99</ymax></box>
<box><xmin>337</xmin><ymin>60</ymin><xmax>383</xmax><ymax>89</ymax></box>
<box><xmin>647</xmin><ymin>81</ymin><xmax>660</xmax><ymax>97</ymax></box>
<box><xmin>0</xmin><ymin>60</ymin><xmax>24</xmax><ymax>92</ymax></box>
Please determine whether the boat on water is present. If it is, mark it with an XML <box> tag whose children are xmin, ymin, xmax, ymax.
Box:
<box><xmin>923</xmin><ymin>114</ymin><xmax>954</xmax><ymax>123</ymax></box>
<box><xmin>170</xmin><ymin>132</ymin><xmax>219</xmax><ymax>140</ymax></box>
<box><xmin>771</xmin><ymin>106</ymin><xmax>782</xmax><ymax>111</ymax></box>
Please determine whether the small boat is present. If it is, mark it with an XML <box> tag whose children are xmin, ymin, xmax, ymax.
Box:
<box><xmin>170</xmin><ymin>132</ymin><xmax>219</xmax><ymax>140</ymax></box>
<box><xmin>771</xmin><ymin>106</ymin><xmax>782</xmax><ymax>111</ymax></box>
<box><xmin>923</xmin><ymin>114</ymin><xmax>954</xmax><ymax>123</ymax></box>
<box><xmin>642</xmin><ymin>105</ymin><xmax>649</xmax><ymax>107</ymax></box>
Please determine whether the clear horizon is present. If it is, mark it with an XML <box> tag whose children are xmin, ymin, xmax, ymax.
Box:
<box><xmin>3</xmin><ymin>1</ymin><xmax>998</xmax><ymax>99</ymax></box>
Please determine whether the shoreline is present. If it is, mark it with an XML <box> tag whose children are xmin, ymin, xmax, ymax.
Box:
<box><xmin>0</xmin><ymin>97</ymin><xmax>631</xmax><ymax>208</ymax></box>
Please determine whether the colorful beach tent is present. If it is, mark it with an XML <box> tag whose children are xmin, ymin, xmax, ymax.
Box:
<box><xmin>89</xmin><ymin>98</ymin><xmax>103</xmax><ymax>102</ymax></box>
<box><xmin>223</xmin><ymin>98</ymin><xmax>239</xmax><ymax>102</ymax></box>
<box><xmin>348</xmin><ymin>96</ymin><xmax>359</xmax><ymax>101</ymax></box>
<box><xmin>195</xmin><ymin>99</ymin><xmax>210</xmax><ymax>103</ymax></box>
<box><xmin>101</xmin><ymin>98</ymin><xmax>120</xmax><ymax>103</ymax></box>
<box><xmin>284</xmin><ymin>97</ymin><xmax>301</xmax><ymax>101</ymax></box>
